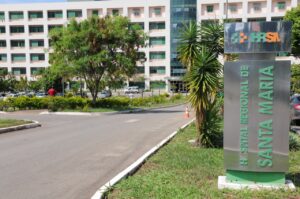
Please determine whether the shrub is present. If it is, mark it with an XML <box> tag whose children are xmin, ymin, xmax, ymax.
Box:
<box><xmin>200</xmin><ymin>98</ymin><xmax>223</xmax><ymax>148</ymax></box>
<box><xmin>289</xmin><ymin>132</ymin><xmax>300</xmax><ymax>151</ymax></box>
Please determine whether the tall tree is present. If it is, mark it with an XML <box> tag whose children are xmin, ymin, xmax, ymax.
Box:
<box><xmin>284</xmin><ymin>5</ymin><xmax>300</xmax><ymax>57</ymax></box>
<box><xmin>49</xmin><ymin>16</ymin><xmax>146</xmax><ymax>103</ymax></box>
<box><xmin>177</xmin><ymin>22</ymin><xmax>200</xmax><ymax>71</ymax></box>
<box><xmin>178</xmin><ymin>21</ymin><xmax>224</xmax><ymax>147</ymax></box>
<box><xmin>184</xmin><ymin>48</ymin><xmax>222</xmax><ymax>146</ymax></box>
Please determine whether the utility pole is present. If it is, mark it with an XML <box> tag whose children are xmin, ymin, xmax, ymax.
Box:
<box><xmin>225</xmin><ymin>0</ymin><xmax>229</xmax><ymax>21</ymax></box>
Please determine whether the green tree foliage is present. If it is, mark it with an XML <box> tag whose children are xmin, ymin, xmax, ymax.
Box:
<box><xmin>15</xmin><ymin>77</ymin><xmax>29</xmax><ymax>92</ymax></box>
<box><xmin>284</xmin><ymin>5</ymin><xmax>300</xmax><ymax>56</ymax></box>
<box><xmin>0</xmin><ymin>71</ymin><xmax>16</xmax><ymax>92</ymax></box>
<box><xmin>291</xmin><ymin>64</ymin><xmax>300</xmax><ymax>93</ymax></box>
<box><xmin>49</xmin><ymin>16</ymin><xmax>146</xmax><ymax>103</ymax></box>
<box><xmin>184</xmin><ymin>48</ymin><xmax>222</xmax><ymax>146</ymax></box>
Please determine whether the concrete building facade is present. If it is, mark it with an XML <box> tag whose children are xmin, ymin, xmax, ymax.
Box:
<box><xmin>0</xmin><ymin>0</ymin><xmax>298</xmax><ymax>91</ymax></box>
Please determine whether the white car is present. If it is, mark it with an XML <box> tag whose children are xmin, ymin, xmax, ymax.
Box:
<box><xmin>124</xmin><ymin>87</ymin><xmax>139</xmax><ymax>94</ymax></box>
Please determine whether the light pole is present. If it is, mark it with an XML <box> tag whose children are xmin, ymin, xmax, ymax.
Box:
<box><xmin>225</xmin><ymin>0</ymin><xmax>229</xmax><ymax>21</ymax></box>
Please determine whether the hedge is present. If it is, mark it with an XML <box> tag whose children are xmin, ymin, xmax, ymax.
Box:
<box><xmin>0</xmin><ymin>94</ymin><xmax>185</xmax><ymax>112</ymax></box>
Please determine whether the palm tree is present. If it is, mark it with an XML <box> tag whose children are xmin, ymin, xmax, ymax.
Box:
<box><xmin>185</xmin><ymin>47</ymin><xmax>222</xmax><ymax>146</ymax></box>
<box><xmin>200</xmin><ymin>21</ymin><xmax>224</xmax><ymax>56</ymax></box>
<box><xmin>177</xmin><ymin>21</ymin><xmax>224</xmax><ymax>147</ymax></box>
<box><xmin>177</xmin><ymin>22</ymin><xmax>201</xmax><ymax>71</ymax></box>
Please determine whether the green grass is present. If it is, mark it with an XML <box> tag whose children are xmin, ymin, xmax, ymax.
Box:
<box><xmin>0</xmin><ymin>119</ymin><xmax>31</xmax><ymax>128</ymax></box>
<box><xmin>107</xmin><ymin>123</ymin><xmax>300</xmax><ymax>199</ymax></box>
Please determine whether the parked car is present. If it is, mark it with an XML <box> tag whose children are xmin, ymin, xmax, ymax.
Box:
<box><xmin>124</xmin><ymin>86</ymin><xmax>139</xmax><ymax>94</ymax></box>
<box><xmin>290</xmin><ymin>94</ymin><xmax>300</xmax><ymax>125</ymax></box>
<box><xmin>35</xmin><ymin>92</ymin><xmax>47</xmax><ymax>98</ymax></box>
<box><xmin>99</xmin><ymin>90</ymin><xmax>112</xmax><ymax>98</ymax></box>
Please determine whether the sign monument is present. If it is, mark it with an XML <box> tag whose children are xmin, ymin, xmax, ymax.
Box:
<box><xmin>219</xmin><ymin>21</ymin><xmax>295</xmax><ymax>189</ymax></box>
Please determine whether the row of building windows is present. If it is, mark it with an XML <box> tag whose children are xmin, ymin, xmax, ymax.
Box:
<box><xmin>0</xmin><ymin>7</ymin><xmax>164</xmax><ymax>21</ymax></box>
<box><xmin>0</xmin><ymin>54</ymin><xmax>45</xmax><ymax>62</ymax></box>
<box><xmin>0</xmin><ymin>22</ymin><xmax>165</xmax><ymax>35</ymax></box>
<box><xmin>129</xmin><ymin>81</ymin><xmax>166</xmax><ymax>89</ymax></box>
<box><xmin>136</xmin><ymin>66</ymin><xmax>166</xmax><ymax>74</ymax></box>
<box><xmin>0</xmin><ymin>51</ymin><xmax>166</xmax><ymax>62</ymax></box>
<box><xmin>205</xmin><ymin>1</ymin><xmax>287</xmax><ymax>13</ymax></box>
<box><xmin>0</xmin><ymin>40</ymin><xmax>44</xmax><ymax>47</ymax></box>
<box><xmin>0</xmin><ymin>67</ymin><xmax>44</xmax><ymax>75</ymax></box>
<box><xmin>0</xmin><ymin>36</ymin><xmax>165</xmax><ymax>49</ymax></box>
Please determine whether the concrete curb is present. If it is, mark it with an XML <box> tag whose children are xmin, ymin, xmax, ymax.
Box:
<box><xmin>91</xmin><ymin>118</ymin><xmax>195</xmax><ymax>199</ymax></box>
<box><xmin>0</xmin><ymin>120</ymin><xmax>41</xmax><ymax>134</ymax></box>
<box><xmin>105</xmin><ymin>102</ymin><xmax>188</xmax><ymax>115</ymax></box>
<box><xmin>39</xmin><ymin>103</ymin><xmax>188</xmax><ymax>116</ymax></box>
<box><xmin>39</xmin><ymin>111</ymin><xmax>101</xmax><ymax>116</ymax></box>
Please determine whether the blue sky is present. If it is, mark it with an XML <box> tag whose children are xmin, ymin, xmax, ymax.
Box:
<box><xmin>0</xmin><ymin>0</ymin><xmax>65</xmax><ymax>3</ymax></box>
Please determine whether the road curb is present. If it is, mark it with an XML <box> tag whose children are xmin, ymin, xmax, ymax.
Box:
<box><xmin>105</xmin><ymin>102</ymin><xmax>188</xmax><ymax>115</ymax></box>
<box><xmin>39</xmin><ymin>103</ymin><xmax>187</xmax><ymax>116</ymax></box>
<box><xmin>91</xmin><ymin>118</ymin><xmax>195</xmax><ymax>199</ymax></box>
<box><xmin>39</xmin><ymin>111</ymin><xmax>101</xmax><ymax>116</ymax></box>
<box><xmin>0</xmin><ymin>120</ymin><xmax>41</xmax><ymax>134</ymax></box>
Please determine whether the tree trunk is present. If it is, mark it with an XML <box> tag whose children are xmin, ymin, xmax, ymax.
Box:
<box><xmin>195</xmin><ymin>105</ymin><xmax>205</xmax><ymax>147</ymax></box>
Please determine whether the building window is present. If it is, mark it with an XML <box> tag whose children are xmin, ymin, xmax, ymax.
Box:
<box><xmin>228</xmin><ymin>4</ymin><xmax>237</xmax><ymax>12</ymax></box>
<box><xmin>28</xmin><ymin>11</ymin><xmax>43</xmax><ymax>19</ymax></box>
<box><xmin>150</xmin><ymin>66</ymin><xmax>166</xmax><ymax>74</ymax></box>
<box><xmin>31</xmin><ymin>67</ymin><xmax>44</xmax><ymax>75</ymax></box>
<box><xmin>48</xmin><ymin>11</ymin><xmax>63</xmax><ymax>19</ymax></box>
<box><xmin>29</xmin><ymin>25</ymin><xmax>44</xmax><ymax>33</ymax></box>
<box><xmin>12</xmin><ymin>54</ymin><xmax>26</xmax><ymax>62</ymax></box>
<box><xmin>67</xmin><ymin>10</ymin><xmax>82</xmax><ymax>18</ymax></box>
<box><xmin>30</xmin><ymin>40</ymin><xmax>44</xmax><ymax>47</ymax></box>
<box><xmin>112</xmin><ymin>9</ymin><xmax>119</xmax><ymax>16</ymax></box>
<box><xmin>0</xmin><ymin>12</ymin><xmax>4</xmax><ymax>21</ymax></box>
<box><xmin>150</xmin><ymin>37</ymin><xmax>166</xmax><ymax>46</ymax></box>
<box><xmin>12</xmin><ymin>68</ymin><xmax>26</xmax><ymax>75</ymax></box>
<box><xmin>136</xmin><ymin>67</ymin><xmax>145</xmax><ymax>74</ymax></box>
<box><xmin>150</xmin><ymin>81</ymin><xmax>166</xmax><ymax>89</ymax></box>
<box><xmin>207</xmin><ymin>5</ymin><xmax>214</xmax><ymax>13</ymax></box>
<box><xmin>31</xmin><ymin>54</ymin><xmax>45</xmax><ymax>61</ymax></box>
<box><xmin>10</xmin><ymin>26</ymin><xmax>25</xmax><ymax>33</ymax></box>
<box><xmin>0</xmin><ymin>40</ymin><xmax>6</xmax><ymax>47</ymax></box>
<box><xmin>150</xmin><ymin>52</ymin><xmax>165</xmax><ymax>60</ymax></box>
<box><xmin>133</xmin><ymin>8</ymin><xmax>140</xmax><ymax>16</ymax></box>
<box><xmin>9</xmin><ymin>12</ymin><xmax>24</xmax><ymax>20</ymax></box>
<box><xmin>253</xmin><ymin>2</ymin><xmax>262</xmax><ymax>11</ymax></box>
<box><xmin>92</xmin><ymin>10</ymin><xmax>99</xmax><ymax>16</ymax></box>
<box><xmin>149</xmin><ymin>22</ymin><xmax>165</xmax><ymax>30</ymax></box>
<box><xmin>11</xmin><ymin>40</ymin><xmax>25</xmax><ymax>47</ymax></box>
<box><xmin>130</xmin><ymin>22</ymin><xmax>144</xmax><ymax>30</ymax></box>
<box><xmin>277</xmin><ymin>2</ymin><xmax>286</xmax><ymax>10</ymax></box>
<box><xmin>248</xmin><ymin>18</ymin><xmax>266</xmax><ymax>22</ymax></box>
<box><xmin>154</xmin><ymin>8</ymin><xmax>161</xmax><ymax>16</ymax></box>
<box><xmin>0</xmin><ymin>26</ymin><xmax>5</xmax><ymax>33</ymax></box>
<box><xmin>0</xmin><ymin>54</ymin><xmax>7</xmax><ymax>61</ymax></box>
<box><xmin>48</xmin><ymin>25</ymin><xmax>63</xmax><ymax>32</ymax></box>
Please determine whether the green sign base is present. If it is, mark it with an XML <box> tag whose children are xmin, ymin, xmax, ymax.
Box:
<box><xmin>226</xmin><ymin>170</ymin><xmax>285</xmax><ymax>185</ymax></box>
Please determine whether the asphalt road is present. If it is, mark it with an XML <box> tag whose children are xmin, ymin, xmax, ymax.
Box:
<box><xmin>0</xmin><ymin>105</ymin><xmax>192</xmax><ymax>199</ymax></box>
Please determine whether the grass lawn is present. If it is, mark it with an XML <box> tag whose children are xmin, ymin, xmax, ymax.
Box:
<box><xmin>0</xmin><ymin>119</ymin><xmax>31</xmax><ymax>128</ymax></box>
<box><xmin>107</xmin><ymin>123</ymin><xmax>300</xmax><ymax>199</ymax></box>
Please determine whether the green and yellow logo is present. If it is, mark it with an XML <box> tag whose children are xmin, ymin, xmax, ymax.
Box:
<box><xmin>231</xmin><ymin>32</ymin><xmax>281</xmax><ymax>44</ymax></box>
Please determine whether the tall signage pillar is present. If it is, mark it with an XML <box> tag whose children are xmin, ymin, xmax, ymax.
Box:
<box><xmin>219</xmin><ymin>21</ymin><xmax>295</xmax><ymax>189</ymax></box>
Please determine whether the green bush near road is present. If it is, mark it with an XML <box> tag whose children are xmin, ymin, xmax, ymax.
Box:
<box><xmin>107</xmin><ymin>124</ymin><xmax>300</xmax><ymax>199</ymax></box>
<box><xmin>0</xmin><ymin>94</ymin><xmax>185</xmax><ymax>112</ymax></box>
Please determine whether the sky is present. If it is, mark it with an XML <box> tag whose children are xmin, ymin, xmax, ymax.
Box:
<box><xmin>0</xmin><ymin>0</ymin><xmax>66</xmax><ymax>3</ymax></box>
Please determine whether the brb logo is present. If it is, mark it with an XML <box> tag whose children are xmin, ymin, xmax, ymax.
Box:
<box><xmin>231</xmin><ymin>32</ymin><xmax>281</xmax><ymax>44</ymax></box>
